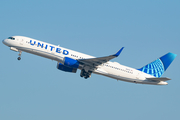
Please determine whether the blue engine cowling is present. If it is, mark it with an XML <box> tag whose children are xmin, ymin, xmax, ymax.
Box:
<box><xmin>57</xmin><ymin>63</ymin><xmax>77</xmax><ymax>73</ymax></box>
<box><xmin>57</xmin><ymin>57</ymin><xmax>79</xmax><ymax>73</ymax></box>
<box><xmin>63</xmin><ymin>57</ymin><xmax>79</xmax><ymax>68</ymax></box>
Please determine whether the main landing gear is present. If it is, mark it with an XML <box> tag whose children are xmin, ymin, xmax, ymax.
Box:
<box><xmin>80</xmin><ymin>69</ymin><xmax>92</xmax><ymax>79</ymax></box>
<box><xmin>17</xmin><ymin>51</ymin><xmax>22</xmax><ymax>60</ymax></box>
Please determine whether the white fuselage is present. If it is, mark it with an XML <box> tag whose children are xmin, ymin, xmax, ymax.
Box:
<box><xmin>2</xmin><ymin>36</ymin><xmax>168</xmax><ymax>85</ymax></box>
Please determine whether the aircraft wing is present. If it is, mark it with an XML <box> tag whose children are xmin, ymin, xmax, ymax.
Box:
<box><xmin>78</xmin><ymin>47</ymin><xmax>124</xmax><ymax>67</ymax></box>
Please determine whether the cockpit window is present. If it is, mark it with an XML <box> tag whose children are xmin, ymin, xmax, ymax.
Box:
<box><xmin>8</xmin><ymin>37</ymin><xmax>15</xmax><ymax>40</ymax></box>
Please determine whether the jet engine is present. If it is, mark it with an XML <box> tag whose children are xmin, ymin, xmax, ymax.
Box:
<box><xmin>57</xmin><ymin>57</ymin><xmax>79</xmax><ymax>73</ymax></box>
<box><xmin>57</xmin><ymin>63</ymin><xmax>77</xmax><ymax>73</ymax></box>
<box><xmin>63</xmin><ymin>57</ymin><xmax>79</xmax><ymax>68</ymax></box>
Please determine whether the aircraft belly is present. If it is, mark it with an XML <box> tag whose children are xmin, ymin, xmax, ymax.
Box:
<box><xmin>93</xmin><ymin>68</ymin><xmax>140</xmax><ymax>83</ymax></box>
<box><xmin>16</xmin><ymin>46</ymin><xmax>64</xmax><ymax>62</ymax></box>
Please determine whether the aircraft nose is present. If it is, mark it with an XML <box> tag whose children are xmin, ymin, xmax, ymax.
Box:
<box><xmin>2</xmin><ymin>39</ymin><xmax>5</xmax><ymax>44</ymax></box>
<box><xmin>2</xmin><ymin>39</ymin><xmax>8</xmax><ymax>46</ymax></box>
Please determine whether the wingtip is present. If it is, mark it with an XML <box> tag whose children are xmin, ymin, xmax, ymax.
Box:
<box><xmin>113</xmin><ymin>47</ymin><xmax>124</xmax><ymax>57</ymax></box>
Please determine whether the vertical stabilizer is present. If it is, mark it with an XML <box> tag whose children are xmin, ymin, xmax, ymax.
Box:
<box><xmin>138</xmin><ymin>53</ymin><xmax>177</xmax><ymax>78</ymax></box>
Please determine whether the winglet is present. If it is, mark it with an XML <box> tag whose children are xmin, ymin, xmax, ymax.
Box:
<box><xmin>113</xmin><ymin>47</ymin><xmax>124</xmax><ymax>57</ymax></box>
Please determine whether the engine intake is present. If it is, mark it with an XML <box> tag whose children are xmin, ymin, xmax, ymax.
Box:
<box><xmin>63</xmin><ymin>57</ymin><xmax>79</xmax><ymax>68</ymax></box>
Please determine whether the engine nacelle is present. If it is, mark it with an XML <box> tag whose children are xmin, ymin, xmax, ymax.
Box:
<box><xmin>57</xmin><ymin>63</ymin><xmax>77</xmax><ymax>73</ymax></box>
<box><xmin>63</xmin><ymin>57</ymin><xmax>79</xmax><ymax>68</ymax></box>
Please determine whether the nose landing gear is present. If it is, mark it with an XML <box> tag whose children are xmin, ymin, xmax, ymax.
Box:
<box><xmin>17</xmin><ymin>51</ymin><xmax>22</xmax><ymax>60</ymax></box>
<box><xmin>17</xmin><ymin>57</ymin><xmax>21</xmax><ymax>60</ymax></box>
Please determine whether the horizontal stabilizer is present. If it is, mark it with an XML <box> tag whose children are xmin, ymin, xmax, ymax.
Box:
<box><xmin>146</xmin><ymin>77</ymin><xmax>171</xmax><ymax>81</ymax></box>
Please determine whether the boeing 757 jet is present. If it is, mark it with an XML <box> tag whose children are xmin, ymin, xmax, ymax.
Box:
<box><xmin>3</xmin><ymin>36</ymin><xmax>177</xmax><ymax>85</ymax></box>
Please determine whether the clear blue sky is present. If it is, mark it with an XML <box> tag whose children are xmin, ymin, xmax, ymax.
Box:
<box><xmin>0</xmin><ymin>0</ymin><xmax>180</xmax><ymax>120</ymax></box>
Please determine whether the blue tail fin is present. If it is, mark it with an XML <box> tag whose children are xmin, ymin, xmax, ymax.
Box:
<box><xmin>138</xmin><ymin>53</ymin><xmax>177</xmax><ymax>78</ymax></box>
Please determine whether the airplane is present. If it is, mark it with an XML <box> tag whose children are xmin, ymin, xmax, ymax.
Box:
<box><xmin>2</xmin><ymin>36</ymin><xmax>177</xmax><ymax>85</ymax></box>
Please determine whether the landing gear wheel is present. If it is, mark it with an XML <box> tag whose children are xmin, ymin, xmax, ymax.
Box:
<box><xmin>17</xmin><ymin>57</ymin><xmax>21</xmax><ymax>60</ymax></box>
<box><xmin>80</xmin><ymin>69</ymin><xmax>92</xmax><ymax>79</ymax></box>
